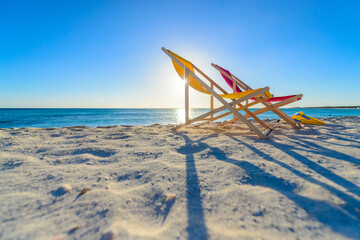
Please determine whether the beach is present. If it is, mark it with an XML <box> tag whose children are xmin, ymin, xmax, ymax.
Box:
<box><xmin>0</xmin><ymin>116</ymin><xmax>359</xmax><ymax>239</ymax></box>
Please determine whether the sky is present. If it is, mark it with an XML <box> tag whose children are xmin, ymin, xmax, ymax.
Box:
<box><xmin>1</xmin><ymin>0</ymin><xmax>359</xmax><ymax>108</ymax></box>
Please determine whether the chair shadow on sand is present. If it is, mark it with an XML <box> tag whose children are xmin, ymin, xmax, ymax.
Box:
<box><xmin>273</xmin><ymin>136</ymin><xmax>359</xmax><ymax>194</ymax></box>
<box><xmin>175</xmin><ymin>132</ymin><xmax>212</xmax><ymax>240</ymax></box>
<box><xmin>174</xmin><ymin>129</ymin><xmax>360</xmax><ymax>240</ymax></box>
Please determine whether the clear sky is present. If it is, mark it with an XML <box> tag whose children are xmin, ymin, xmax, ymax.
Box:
<box><xmin>1</xmin><ymin>0</ymin><xmax>359</xmax><ymax>108</ymax></box>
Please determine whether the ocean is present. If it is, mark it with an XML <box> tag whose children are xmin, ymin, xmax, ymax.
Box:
<box><xmin>0</xmin><ymin>108</ymin><xmax>359</xmax><ymax>128</ymax></box>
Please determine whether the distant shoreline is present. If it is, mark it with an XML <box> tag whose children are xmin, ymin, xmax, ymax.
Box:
<box><xmin>291</xmin><ymin>106</ymin><xmax>360</xmax><ymax>109</ymax></box>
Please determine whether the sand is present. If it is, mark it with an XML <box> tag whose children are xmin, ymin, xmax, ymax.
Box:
<box><xmin>0</xmin><ymin>116</ymin><xmax>359</xmax><ymax>240</ymax></box>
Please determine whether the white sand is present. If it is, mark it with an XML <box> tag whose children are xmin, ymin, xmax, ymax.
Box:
<box><xmin>0</xmin><ymin>116</ymin><xmax>359</xmax><ymax>240</ymax></box>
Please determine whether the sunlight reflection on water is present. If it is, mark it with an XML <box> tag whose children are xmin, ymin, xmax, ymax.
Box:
<box><xmin>176</xmin><ymin>108</ymin><xmax>193</xmax><ymax>123</ymax></box>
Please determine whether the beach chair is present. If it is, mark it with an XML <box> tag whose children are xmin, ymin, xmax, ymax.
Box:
<box><xmin>212</xmin><ymin>64</ymin><xmax>303</xmax><ymax>129</ymax></box>
<box><xmin>162</xmin><ymin>47</ymin><xmax>274</xmax><ymax>139</ymax></box>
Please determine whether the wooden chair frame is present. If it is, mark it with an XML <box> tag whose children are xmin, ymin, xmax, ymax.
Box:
<box><xmin>162</xmin><ymin>47</ymin><xmax>273</xmax><ymax>139</ymax></box>
<box><xmin>211</xmin><ymin>63</ymin><xmax>303</xmax><ymax>129</ymax></box>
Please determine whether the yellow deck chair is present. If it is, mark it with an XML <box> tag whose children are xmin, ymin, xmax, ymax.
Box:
<box><xmin>162</xmin><ymin>47</ymin><xmax>273</xmax><ymax>139</ymax></box>
<box><xmin>211</xmin><ymin>63</ymin><xmax>303</xmax><ymax>129</ymax></box>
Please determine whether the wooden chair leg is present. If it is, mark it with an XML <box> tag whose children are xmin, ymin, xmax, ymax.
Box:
<box><xmin>185</xmin><ymin>68</ymin><xmax>190</xmax><ymax>125</ymax></box>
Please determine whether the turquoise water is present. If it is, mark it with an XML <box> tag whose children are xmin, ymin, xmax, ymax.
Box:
<box><xmin>0</xmin><ymin>108</ymin><xmax>359</xmax><ymax>128</ymax></box>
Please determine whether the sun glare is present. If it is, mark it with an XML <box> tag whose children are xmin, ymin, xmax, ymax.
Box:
<box><xmin>173</xmin><ymin>78</ymin><xmax>184</xmax><ymax>95</ymax></box>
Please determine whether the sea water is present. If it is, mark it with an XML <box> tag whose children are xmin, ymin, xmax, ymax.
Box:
<box><xmin>0</xmin><ymin>108</ymin><xmax>359</xmax><ymax>128</ymax></box>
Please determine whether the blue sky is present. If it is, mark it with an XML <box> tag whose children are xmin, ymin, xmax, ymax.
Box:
<box><xmin>1</xmin><ymin>0</ymin><xmax>359</xmax><ymax>108</ymax></box>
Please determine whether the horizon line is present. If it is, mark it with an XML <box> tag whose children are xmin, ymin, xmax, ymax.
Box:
<box><xmin>0</xmin><ymin>106</ymin><xmax>359</xmax><ymax>110</ymax></box>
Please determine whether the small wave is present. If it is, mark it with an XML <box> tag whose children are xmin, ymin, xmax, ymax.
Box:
<box><xmin>0</xmin><ymin>121</ymin><xmax>13</xmax><ymax>124</ymax></box>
